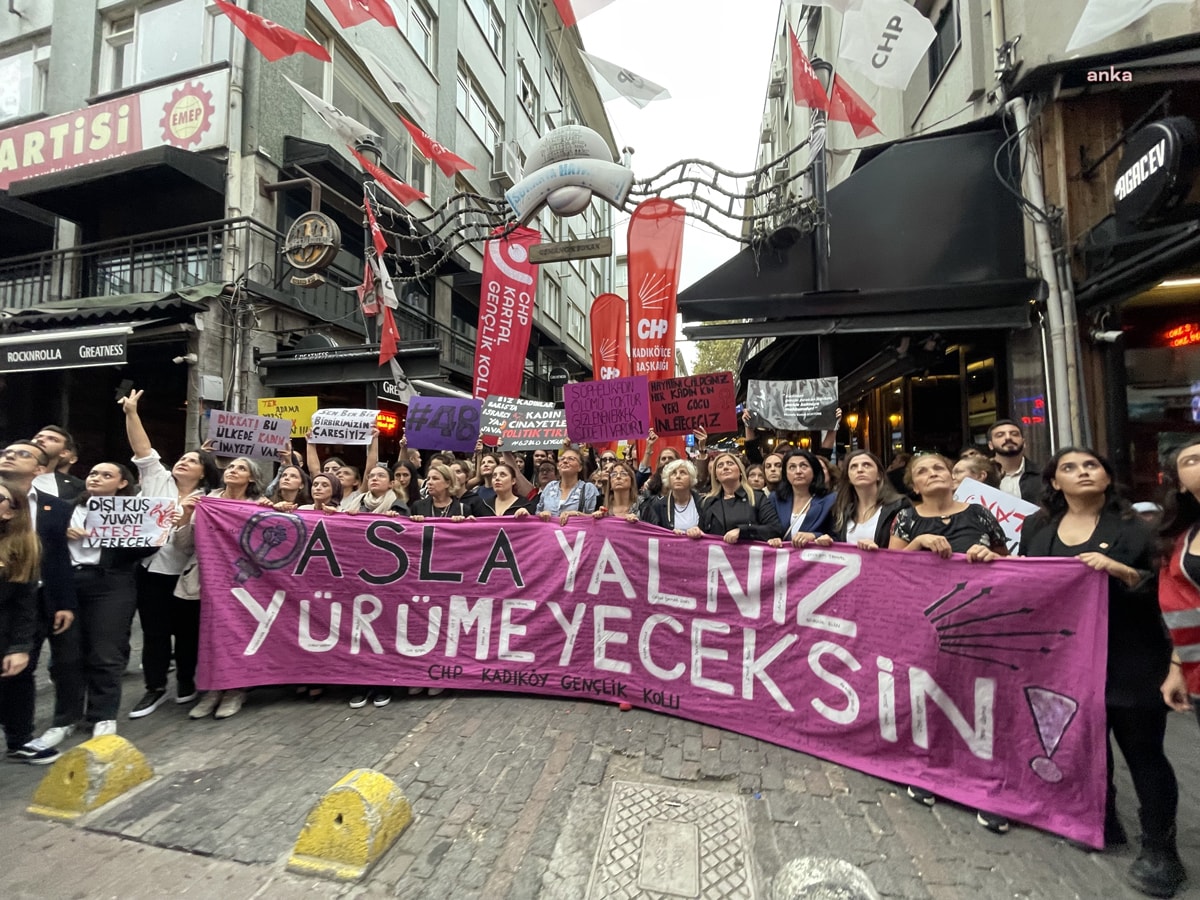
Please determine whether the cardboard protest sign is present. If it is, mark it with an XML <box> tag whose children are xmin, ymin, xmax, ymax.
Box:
<box><xmin>480</xmin><ymin>395</ymin><xmax>553</xmax><ymax>438</ymax></box>
<box><xmin>405</xmin><ymin>396</ymin><xmax>483</xmax><ymax>452</ymax></box>
<box><xmin>563</xmin><ymin>375</ymin><xmax>649</xmax><ymax>444</ymax></box>
<box><xmin>197</xmin><ymin>502</ymin><xmax>1109</xmax><ymax>849</ymax></box>
<box><xmin>257</xmin><ymin>396</ymin><xmax>318</xmax><ymax>439</ymax></box>
<box><xmin>500</xmin><ymin>403</ymin><xmax>568</xmax><ymax>449</ymax></box>
<box><xmin>308</xmin><ymin>408</ymin><xmax>378</xmax><ymax>445</ymax></box>
<box><xmin>84</xmin><ymin>496</ymin><xmax>176</xmax><ymax>548</ymax></box>
<box><xmin>746</xmin><ymin>378</ymin><xmax>839</xmax><ymax>430</ymax></box>
<box><xmin>955</xmin><ymin>479</ymin><xmax>1040</xmax><ymax>555</ymax></box>
<box><xmin>206</xmin><ymin>411</ymin><xmax>291</xmax><ymax>460</ymax></box>
<box><xmin>647</xmin><ymin>372</ymin><xmax>737</xmax><ymax>436</ymax></box>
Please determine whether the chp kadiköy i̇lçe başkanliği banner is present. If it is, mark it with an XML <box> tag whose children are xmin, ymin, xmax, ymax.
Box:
<box><xmin>194</xmin><ymin>500</ymin><xmax>1108</xmax><ymax>847</ymax></box>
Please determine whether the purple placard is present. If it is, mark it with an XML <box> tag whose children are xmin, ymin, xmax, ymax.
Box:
<box><xmin>196</xmin><ymin>500</ymin><xmax>1108</xmax><ymax>848</ymax></box>
<box><xmin>563</xmin><ymin>375</ymin><xmax>649</xmax><ymax>444</ymax></box>
<box><xmin>403</xmin><ymin>396</ymin><xmax>482</xmax><ymax>452</ymax></box>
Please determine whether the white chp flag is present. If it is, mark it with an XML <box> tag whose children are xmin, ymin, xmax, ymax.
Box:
<box><xmin>284</xmin><ymin>76</ymin><xmax>377</xmax><ymax>145</ymax></box>
<box><xmin>839</xmin><ymin>0</ymin><xmax>937</xmax><ymax>90</ymax></box>
<box><xmin>354</xmin><ymin>44</ymin><xmax>433</xmax><ymax>125</ymax></box>
<box><xmin>1066</xmin><ymin>0</ymin><xmax>1192</xmax><ymax>53</ymax></box>
<box><xmin>578</xmin><ymin>50</ymin><xmax>671</xmax><ymax>109</ymax></box>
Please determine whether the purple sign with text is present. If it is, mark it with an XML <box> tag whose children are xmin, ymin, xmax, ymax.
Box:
<box><xmin>195</xmin><ymin>500</ymin><xmax>1108</xmax><ymax>846</ymax></box>
<box><xmin>563</xmin><ymin>375</ymin><xmax>649</xmax><ymax>444</ymax></box>
<box><xmin>403</xmin><ymin>396</ymin><xmax>482</xmax><ymax>452</ymax></box>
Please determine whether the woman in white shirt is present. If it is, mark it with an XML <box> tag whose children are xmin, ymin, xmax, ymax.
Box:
<box><xmin>120</xmin><ymin>389</ymin><xmax>220</xmax><ymax>720</ymax></box>
<box><xmin>829</xmin><ymin>450</ymin><xmax>908</xmax><ymax>550</ymax></box>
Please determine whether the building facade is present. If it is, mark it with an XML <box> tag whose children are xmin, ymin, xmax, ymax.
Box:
<box><xmin>0</xmin><ymin>0</ymin><xmax>615</xmax><ymax>464</ymax></box>
<box><xmin>682</xmin><ymin>0</ymin><xmax>1199</xmax><ymax>483</ymax></box>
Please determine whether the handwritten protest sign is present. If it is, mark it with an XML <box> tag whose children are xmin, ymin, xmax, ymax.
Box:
<box><xmin>196</xmin><ymin>503</ymin><xmax>1108</xmax><ymax>848</ymax></box>
<box><xmin>206</xmin><ymin>411</ymin><xmax>291</xmax><ymax>460</ymax></box>
<box><xmin>564</xmin><ymin>375</ymin><xmax>649</xmax><ymax>444</ymax></box>
<box><xmin>648</xmin><ymin>372</ymin><xmax>737</xmax><ymax>436</ymax></box>
<box><xmin>500</xmin><ymin>403</ymin><xmax>568</xmax><ymax>449</ymax></box>
<box><xmin>480</xmin><ymin>395</ymin><xmax>554</xmax><ymax>439</ymax></box>
<box><xmin>405</xmin><ymin>396</ymin><xmax>483</xmax><ymax>452</ymax></box>
<box><xmin>955</xmin><ymin>479</ymin><xmax>1039</xmax><ymax>555</ymax></box>
<box><xmin>746</xmin><ymin>378</ymin><xmax>839</xmax><ymax>430</ymax></box>
<box><xmin>308</xmin><ymin>408</ymin><xmax>377</xmax><ymax>445</ymax></box>
<box><xmin>84</xmin><ymin>496</ymin><xmax>176</xmax><ymax>547</ymax></box>
<box><xmin>257</xmin><ymin>396</ymin><xmax>318</xmax><ymax>439</ymax></box>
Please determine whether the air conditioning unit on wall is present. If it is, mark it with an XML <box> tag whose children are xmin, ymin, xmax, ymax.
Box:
<box><xmin>491</xmin><ymin>141</ymin><xmax>522</xmax><ymax>185</ymax></box>
<box><xmin>768</xmin><ymin>69</ymin><xmax>785</xmax><ymax>99</ymax></box>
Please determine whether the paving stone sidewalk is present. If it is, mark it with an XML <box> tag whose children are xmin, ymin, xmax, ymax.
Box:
<box><xmin>1</xmin><ymin>664</ymin><xmax>1197</xmax><ymax>899</ymax></box>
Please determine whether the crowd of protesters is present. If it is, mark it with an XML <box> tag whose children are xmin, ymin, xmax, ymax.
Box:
<box><xmin>1</xmin><ymin>392</ymin><xmax>1198</xmax><ymax>898</ymax></box>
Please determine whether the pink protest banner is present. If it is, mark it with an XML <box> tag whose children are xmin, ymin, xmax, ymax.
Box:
<box><xmin>563</xmin><ymin>375</ymin><xmax>649</xmax><ymax>444</ymax></box>
<box><xmin>194</xmin><ymin>500</ymin><xmax>1108</xmax><ymax>846</ymax></box>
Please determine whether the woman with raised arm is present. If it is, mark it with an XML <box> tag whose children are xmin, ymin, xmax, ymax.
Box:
<box><xmin>259</xmin><ymin>464</ymin><xmax>310</xmax><ymax>512</ymax></box>
<box><xmin>477</xmin><ymin>462</ymin><xmax>535</xmax><ymax>516</ymax></box>
<box><xmin>298</xmin><ymin>472</ymin><xmax>343</xmax><ymax>513</ymax></box>
<box><xmin>829</xmin><ymin>450</ymin><xmax>907</xmax><ymax>550</ymax></box>
<box><xmin>409</xmin><ymin>463</ymin><xmax>468</xmax><ymax>521</ymax></box>
<box><xmin>767</xmin><ymin>449</ymin><xmax>835</xmax><ymax>550</ymax></box>
<box><xmin>342</xmin><ymin>465</ymin><xmax>401</xmax><ymax>517</ymax></box>
<box><xmin>642</xmin><ymin>459</ymin><xmax>704</xmax><ymax>534</ymax></box>
<box><xmin>1023</xmin><ymin>448</ymin><xmax>1183</xmax><ymax>897</ymax></box>
<box><xmin>595</xmin><ymin>460</ymin><xmax>641</xmax><ymax>522</ymax></box>
<box><xmin>519</xmin><ymin>447</ymin><xmax>599</xmax><ymax>524</ymax></box>
<box><xmin>689</xmin><ymin>452</ymin><xmax>782</xmax><ymax>544</ymax></box>
<box><xmin>0</xmin><ymin>478</ymin><xmax>41</xmax><ymax>752</ymax></box>
<box><xmin>120</xmin><ymin>389</ymin><xmax>220</xmax><ymax>720</ymax></box>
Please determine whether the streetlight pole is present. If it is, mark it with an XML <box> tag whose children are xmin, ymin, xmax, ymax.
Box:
<box><xmin>810</xmin><ymin>58</ymin><xmax>834</xmax><ymax>381</ymax></box>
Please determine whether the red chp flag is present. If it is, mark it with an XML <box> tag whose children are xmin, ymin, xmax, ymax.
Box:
<box><xmin>628</xmin><ymin>199</ymin><xmax>684</xmax><ymax>381</ymax></box>
<box><xmin>213</xmin><ymin>0</ymin><xmax>331</xmax><ymax>62</ymax></box>
<box><xmin>400</xmin><ymin>116</ymin><xmax>475</xmax><ymax>177</ymax></box>
<box><xmin>351</xmin><ymin>147</ymin><xmax>426</xmax><ymax>206</ymax></box>
<box><xmin>474</xmin><ymin>226</ymin><xmax>541</xmax><ymax>400</ymax></box>
<box><xmin>323</xmin><ymin>0</ymin><xmax>399</xmax><ymax>31</ymax></box>
<box><xmin>829</xmin><ymin>75</ymin><xmax>880</xmax><ymax>138</ymax></box>
<box><xmin>589</xmin><ymin>293</ymin><xmax>629</xmax><ymax>382</ymax></box>
<box><xmin>788</xmin><ymin>23</ymin><xmax>828</xmax><ymax>110</ymax></box>
<box><xmin>552</xmin><ymin>0</ymin><xmax>616</xmax><ymax>28</ymax></box>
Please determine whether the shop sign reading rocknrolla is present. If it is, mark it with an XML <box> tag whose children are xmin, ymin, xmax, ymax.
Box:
<box><xmin>1</xmin><ymin>330</ymin><xmax>129</xmax><ymax>374</ymax></box>
<box><xmin>0</xmin><ymin>71</ymin><xmax>230</xmax><ymax>190</ymax></box>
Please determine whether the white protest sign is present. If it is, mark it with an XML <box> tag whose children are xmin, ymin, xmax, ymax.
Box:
<box><xmin>84</xmin><ymin>497</ymin><xmax>177</xmax><ymax>548</ymax></box>
<box><xmin>309</xmin><ymin>408</ymin><xmax>378</xmax><ymax>445</ymax></box>
<box><xmin>954</xmin><ymin>478</ymin><xmax>1039</xmax><ymax>555</ymax></box>
<box><xmin>206</xmin><ymin>410</ymin><xmax>291</xmax><ymax>460</ymax></box>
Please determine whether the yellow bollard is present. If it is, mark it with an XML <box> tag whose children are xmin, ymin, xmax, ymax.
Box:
<box><xmin>27</xmin><ymin>735</ymin><xmax>153</xmax><ymax>821</ymax></box>
<box><xmin>287</xmin><ymin>768</ymin><xmax>414</xmax><ymax>881</ymax></box>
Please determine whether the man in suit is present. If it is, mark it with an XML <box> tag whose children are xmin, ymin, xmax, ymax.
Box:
<box><xmin>32</xmin><ymin>426</ymin><xmax>85</xmax><ymax>501</ymax></box>
<box><xmin>0</xmin><ymin>440</ymin><xmax>77</xmax><ymax>764</ymax></box>
<box><xmin>987</xmin><ymin>419</ymin><xmax>1042</xmax><ymax>504</ymax></box>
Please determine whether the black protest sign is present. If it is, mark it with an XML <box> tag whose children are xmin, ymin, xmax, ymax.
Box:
<box><xmin>745</xmin><ymin>378</ymin><xmax>839</xmax><ymax>430</ymax></box>
<box><xmin>500</xmin><ymin>403</ymin><xmax>568</xmax><ymax>449</ymax></box>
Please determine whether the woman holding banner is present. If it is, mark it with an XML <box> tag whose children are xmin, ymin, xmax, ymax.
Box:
<box><xmin>343</xmin><ymin>465</ymin><xmax>401</xmax><ymax>517</ymax></box>
<box><xmin>37</xmin><ymin>464</ymin><xmax>146</xmax><ymax>744</ymax></box>
<box><xmin>689</xmin><ymin>453</ymin><xmax>782</xmax><ymax>544</ymax></box>
<box><xmin>642</xmin><ymin>459</ymin><xmax>704</xmax><ymax>534</ymax></box>
<box><xmin>259</xmin><ymin>465</ymin><xmax>310</xmax><ymax>511</ymax></box>
<box><xmin>1160</xmin><ymin>437</ymin><xmax>1200</xmax><ymax>731</ymax></box>
<box><xmin>1022</xmin><ymin>448</ymin><xmax>1183</xmax><ymax>898</ymax></box>
<box><xmin>410</xmin><ymin>463</ymin><xmax>469</xmax><ymax>520</ymax></box>
<box><xmin>596</xmin><ymin>461</ymin><xmax>641</xmax><ymax>522</ymax></box>
<box><xmin>120</xmin><ymin>389</ymin><xmax>220</xmax><ymax>720</ymax></box>
<box><xmin>829</xmin><ymin>450</ymin><xmax>907</xmax><ymax>550</ymax></box>
<box><xmin>523</xmin><ymin>448</ymin><xmax>599</xmax><ymax>525</ymax></box>
<box><xmin>299</xmin><ymin>473</ymin><xmax>343</xmax><ymax>514</ymax></box>
<box><xmin>477</xmin><ymin>463</ymin><xmax>534</xmax><ymax>517</ymax></box>
<box><xmin>768</xmin><ymin>450</ymin><xmax>835</xmax><ymax>549</ymax></box>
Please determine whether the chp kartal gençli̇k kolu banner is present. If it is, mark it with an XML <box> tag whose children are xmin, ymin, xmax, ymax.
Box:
<box><xmin>194</xmin><ymin>500</ymin><xmax>1110</xmax><ymax>847</ymax></box>
<box><xmin>473</xmin><ymin>226</ymin><xmax>540</xmax><ymax>400</ymax></box>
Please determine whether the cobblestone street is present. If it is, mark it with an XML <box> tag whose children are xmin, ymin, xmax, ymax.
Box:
<box><xmin>1</xmin><ymin>662</ymin><xmax>1197</xmax><ymax>899</ymax></box>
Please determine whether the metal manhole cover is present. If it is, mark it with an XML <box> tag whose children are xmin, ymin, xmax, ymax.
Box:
<box><xmin>586</xmin><ymin>781</ymin><xmax>757</xmax><ymax>899</ymax></box>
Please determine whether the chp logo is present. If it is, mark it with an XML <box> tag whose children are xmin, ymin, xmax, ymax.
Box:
<box><xmin>159</xmin><ymin>81</ymin><xmax>215</xmax><ymax>149</ymax></box>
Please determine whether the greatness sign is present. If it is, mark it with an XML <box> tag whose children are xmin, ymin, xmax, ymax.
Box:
<box><xmin>195</xmin><ymin>501</ymin><xmax>1108</xmax><ymax>847</ymax></box>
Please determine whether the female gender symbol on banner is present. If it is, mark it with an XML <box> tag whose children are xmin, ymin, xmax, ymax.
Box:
<box><xmin>235</xmin><ymin>510</ymin><xmax>308</xmax><ymax>583</ymax></box>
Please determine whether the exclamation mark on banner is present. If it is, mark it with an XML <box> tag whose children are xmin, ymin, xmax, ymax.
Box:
<box><xmin>1024</xmin><ymin>686</ymin><xmax>1079</xmax><ymax>783</ymax></box>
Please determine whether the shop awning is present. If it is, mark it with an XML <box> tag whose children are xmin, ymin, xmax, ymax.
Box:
<box><xmin>0</xmin><ymin>191</ymin><xmax>56</xmax><ymax>256</ymax></box>
<box><xmin>7</xmin><ymin>146</ymin><xmax>226</xmax><ymax>224</ymax></box>
<box><xmin>679</xmin><ymin>126</ymin><xmax>1034</xmax><ymax>334</ymax></box>
<box><xmin>2</xmin><ymin>283</ymin><xmax>223</xmax><ymax>328</ymax></box>
<box><xmin>0</xmin><ymin>323</ymin><xmax>133</xmax><ymax>373</ymax></box>
<box><xmin>258</xmin><ymin>340</ymin><xmax>444</xmax><ymax>387</ymax></box>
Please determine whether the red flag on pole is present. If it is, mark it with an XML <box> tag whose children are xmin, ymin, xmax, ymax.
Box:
<box><xmin>829</xmin><ymin>75</ymin><xmax>881</xmax><ymax>138</ymax></box>
<box><xmin>322</xmin><ymin>0</ymin><xmax>399</xmax><ymax>31</ymax></box>
<box><xmin>589</xmin><ymin>293</ymin><xmax>630</xmax><ymax>382</ymax></box>
<box><xmin>356</xmin><ymin>260</ymin><xmax>379</xmax><ymax>317</ymax></box>
<box><xmin>399</xmin><ymin>116</ymin><xmax>476</xmax><ymax>177</ymax></box>
<box><xmin>363</xmin><ymin>193</ymin><xmax>389</xmax><ymax>258</ymax></box>
<box><xmin>788</xmin><ymin>23</ymin><xmax>828</xmax><ymax>111</ymax></box>
<box><xmin>350</xmin><ymin>146</ymin><xmax>426</xmax><ymax>206</ymax></box>
<box><xmin>213</xmin><ymin>0</ymin><xmax>331</xmax><ymax>62</ymax></box>
<box><xmin>379</xmin><ymin>305</ymin><xmax>400</xmax><ymax>366</ymax></box>
<box><xmin>552</xmin><ymin>0</ymin><xmax>616</xmax><ymax>28</ymax></box>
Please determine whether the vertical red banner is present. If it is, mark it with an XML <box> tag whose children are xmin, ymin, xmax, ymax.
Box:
<box><xmin>474</xmin><ymin>226</ymin><xmax>541</xmax><ymax>399</ymax></box>
<box><xmin>589</xmin><ymin>293</ymin><xmax>630</xmax><ymax>382</ymax></box>
<box><xmin>628</xmin><ymin>199</ymin><xmax>686</xmax><ymax>462</ymax></box>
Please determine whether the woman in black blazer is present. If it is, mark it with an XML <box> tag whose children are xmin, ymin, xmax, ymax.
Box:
<box><xmin>828</xmin><ymin>450</ymin><xmax>908</xmax><ymax>549</ymax></box>
<box><xmin>1020</xmin><ymin>447</ymin><xmax>1183</xmax><ymax>898</ymax></box>
<box><xmin>689</xmin><ymin>452</ymin><xmax>782</xmax><ymax>544</ymax></box>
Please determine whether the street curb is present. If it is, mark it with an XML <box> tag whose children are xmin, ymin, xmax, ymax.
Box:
<box><xmin>27</xmin><ymin>735</ymin><xmax>154</xmax><ymax>822</ymax></box>
<box><xmin>287</xmin><ymin>768</ymin><xmax>414</xmax><ymax>881</ymax></box>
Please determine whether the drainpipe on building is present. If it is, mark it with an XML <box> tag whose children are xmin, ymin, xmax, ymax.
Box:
<box><xmin>810</xmin><ymin>59</ymin><xmax>834</xmax><ymax>380</ymax></box>
<box><xmin>1055</xmin><ymin>247</ymin><xmax>1090</xmax><ymax>445</ymax></box>
<box><xmin>1008</xmin><ymin>96</ymin><xmax>1073</xmax><ymax>449</ymax></box>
